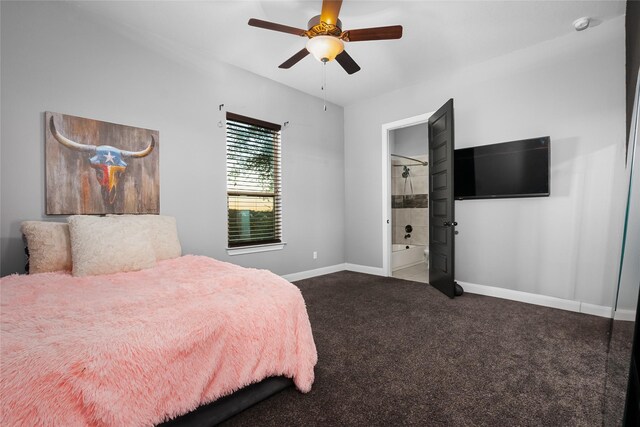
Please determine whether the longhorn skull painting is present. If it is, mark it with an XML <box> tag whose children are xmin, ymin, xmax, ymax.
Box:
<box><xmin>45</xmin><ymin>112</ymin><xmax>159</xmax><ymax>214</ymax></box>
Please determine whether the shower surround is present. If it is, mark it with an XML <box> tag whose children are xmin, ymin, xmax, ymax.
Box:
<box><xmin>391</xmin><ymin>154</ymin><xmax>428</xmax><ymax>248</ymax></box>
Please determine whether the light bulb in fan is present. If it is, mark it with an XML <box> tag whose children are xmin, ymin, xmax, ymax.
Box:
<box><xmin>306</xmin><ymin>36</ymin><xmax>344</xmax><ymax>62</ymax></box>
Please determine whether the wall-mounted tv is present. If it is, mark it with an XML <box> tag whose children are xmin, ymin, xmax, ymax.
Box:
<box><xmin>454</xmin><ymin>137</ymin><xmax>550</xmax><ymax>200</ymax></box>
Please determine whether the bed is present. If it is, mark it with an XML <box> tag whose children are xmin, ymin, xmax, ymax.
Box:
<box><xmin>1</xmin><ymin>217</ymin><xmax>317</xmax><ymax>426</ymax></box>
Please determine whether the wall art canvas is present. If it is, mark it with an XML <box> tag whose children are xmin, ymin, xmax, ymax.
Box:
<box><xmin>45</xmin><ymin>111</ymin><xmax>159</xmax><ymax>214</ymax></box>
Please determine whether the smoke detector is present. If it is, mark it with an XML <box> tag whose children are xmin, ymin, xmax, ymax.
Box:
<box><xmin>573</xmin><ymin>17</ymin><xmax>591</xmax><ymax>31</ymax></box>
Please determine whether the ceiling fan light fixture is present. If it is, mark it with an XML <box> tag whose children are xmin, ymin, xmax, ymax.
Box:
<box><xmin>306</xmin><ymin>35</ymin><xmax>344</xmax><ymax>62</ymax></box>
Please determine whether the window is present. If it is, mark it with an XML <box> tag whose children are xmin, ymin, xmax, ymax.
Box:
<box><xmin>226</xmin><ymin>112</ymin><xmax>282</xmax><ymax>248</ymax></box>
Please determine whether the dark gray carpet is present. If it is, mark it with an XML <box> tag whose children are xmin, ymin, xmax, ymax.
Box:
<box><xmin>224</xmin><ymin>271</ymin><xmax>611</xmax><ymax>426</ymax></box>
<box><xmin>604</xmin><ymin>320</ymin><xmax>634</xmax><ymax>426</ymax></box>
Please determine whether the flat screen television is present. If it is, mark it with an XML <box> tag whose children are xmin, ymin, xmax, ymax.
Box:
<box><xmin>454</xmin><ymin>137</ymin><xmax>550</xmax><ymax>200</ymax></box>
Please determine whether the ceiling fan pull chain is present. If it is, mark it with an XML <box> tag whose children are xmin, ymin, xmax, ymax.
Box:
<box><xmin>322</xmin><ymin>61</ymin><xmax>327</xmax><ymax>112</ymax></box>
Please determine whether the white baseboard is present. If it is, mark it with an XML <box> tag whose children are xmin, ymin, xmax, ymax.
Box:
<box><xmin>344</xmin><ymin>263</ymin><xmax>386</xmax><ymax>276</ymax></box>
<box><xmin>282</xmin><ymin>269</ymin><xmax>621</xmax><ymax>320</ymax></box>
<box><xmin>457</xmin><ymin>281</ymin><xmax>613</xmax><ymax>318</ymax></box>
<box><xmin>614</xmin><ymin>309</ymin><xmax>637</xmax><ymax>321</ymax></box>
<box><xmin>282</xmin><ymin>263</ymin><xmax>346</xmax><ymax>282</ymax></box>
<box><xmin>580</xmin><ymin>303</ymin><xmax>614</xmax><ymax>318</ymax></box>
<box><xmin>282</xmin><ymin>263</ymin><xmax>387</xmax><ymax>282</ymax></box>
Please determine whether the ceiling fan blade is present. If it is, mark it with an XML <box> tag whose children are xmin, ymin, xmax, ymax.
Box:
<box><xmin>279</xmin><ymin>48</ymin><xmax>310</xmax><ymax>69</ymax></box>
<box><xmin>335</xmin><ymin>50</ymin><xmax>361</xmax><ymax>75</ymax></box>
<box><xmin>342</xmin><ymin>25</ymin><xmax>403</xmax><ymax>42</ymax></box>
<box><xmin>248</xmin><ymin>18</ymin><xmax>306</xmax><ymax>36</ymax></box>
<box><xmin>320</xmin><ymin>0</ymin><xmax>343</xmax><ymax>26</ymax></box>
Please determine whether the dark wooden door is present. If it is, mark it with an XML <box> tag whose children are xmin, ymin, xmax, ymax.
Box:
<box><xmin>428</xmin><ymin>99</ymin><xmax>457</xmax><ymax>298</ymax></box>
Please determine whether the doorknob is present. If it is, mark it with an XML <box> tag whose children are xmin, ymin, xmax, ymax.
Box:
<box><xmin>443</xmin><ymin>221</ymin><xmax>451</xmax><ymax>227</ymax></box>
<box><xmin>452</xmin><ymin>221</ymin><xmax>458</xmax><ymax>226</ymax></box>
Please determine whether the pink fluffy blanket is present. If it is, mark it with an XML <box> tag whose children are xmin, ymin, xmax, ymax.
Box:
<box><xmin>0</xmin><ymin>255</ymin><xmax>317</xmax><ymax>426</ymax></box>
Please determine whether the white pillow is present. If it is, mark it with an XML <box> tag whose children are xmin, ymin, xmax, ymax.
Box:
<box><xmin>68</xmin><ymin>215</ymin><xmax>156</xmax><ymax>277</ymax></box>
<box><xmin>20</xmin><ymin>221</ymin><xmax>72</xmax><ymax>274</ymax></box>
<box><xmin>107</xmin><ymin>215</ymin><xmax>182</xmax><ymax>261</ymax></box>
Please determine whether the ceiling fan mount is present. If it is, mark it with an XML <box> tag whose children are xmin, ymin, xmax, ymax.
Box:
<box><xmin>248</xmin><ymin>0</ymin><xmax>403</xmax><ymax>75</ymax></box>
<box><xmin>305</xmin><ymin>15</ymin><xmax>343</xmax><ymax>38</ymax></box>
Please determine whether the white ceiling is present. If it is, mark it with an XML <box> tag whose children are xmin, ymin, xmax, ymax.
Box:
<box><xmin>72</xmin><ymin>0</ymin><xmax>626</xmax><ymax>106</ymax></box>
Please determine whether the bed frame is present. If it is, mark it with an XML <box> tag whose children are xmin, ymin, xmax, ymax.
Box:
<box><xmin>158</xmin><ymin>376</ymin><xmax>293</xmax><ymax>426</ymax></box>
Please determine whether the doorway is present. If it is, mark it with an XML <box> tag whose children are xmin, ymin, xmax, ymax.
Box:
<box><xmin>390</xmin><ymin>132</ymin><xmax>430</xmax><ymax>282</ymax></box>
<box><xmin>381</xmin><ymin>113</ymin><xmax>433</xmax><ymax>281</ymax></box>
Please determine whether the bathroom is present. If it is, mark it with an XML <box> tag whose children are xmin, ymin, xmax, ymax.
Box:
<box><xmin>390</xmin><ymin>123</ymin><xmax>429</xmax><ymax>283</ymax></box>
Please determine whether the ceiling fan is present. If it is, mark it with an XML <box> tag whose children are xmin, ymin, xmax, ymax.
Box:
<box><xmin>248</xmin><ymin>0</ymin><xmax>403</xmax><ymax>75</ymax></box>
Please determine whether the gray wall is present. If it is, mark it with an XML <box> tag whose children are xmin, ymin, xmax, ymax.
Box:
<box><xmin>616</xmin><ymin>75</ymin><xmax>640</xmax><ymax>313</ymax></box>
<box><xmin>616</xmin><ymin>0</ymin><xmax>640</xmax><ymax>313</ymax></box>
<box><xmin>390</xmin><ymin>124</ymin><xmax>429</xmax><ymax>158</ymax></box>
<box><xmin>0</xmin><ymin>1</ymin><xmax>345</xmax><ymax>276</ymax></box>
<box><xmin>344</xmin><ymin>16</ymin><xmax>627</xmax><ymax>307</ymax></box>
<box><xmin>626</xmin><ymin>0</ymin><xmax>640</xmax><ymax>142</ymax></box>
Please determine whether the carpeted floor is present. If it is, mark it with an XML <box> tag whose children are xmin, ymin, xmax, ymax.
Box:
<box><xmin>604</xmin><ymin>320</ymin><xmax>634</xmax><ymax>426</ymax></box>
<box><xmin>223</xmin><ymin>271</ymin><xmax>612</xmax><ymax>426</ymax></box>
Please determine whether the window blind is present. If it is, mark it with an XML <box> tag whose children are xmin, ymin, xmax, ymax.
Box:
<box><xmin>226</xmin><ymin>112</ymin><xmax>282</xmax><ymax>247</ymax></box>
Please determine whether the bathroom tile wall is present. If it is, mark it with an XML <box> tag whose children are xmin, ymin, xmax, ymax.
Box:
<box><xmin>391</xmin><ymin>155</ymin><xmax>428</xmax><ymax>246</ymax></box>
